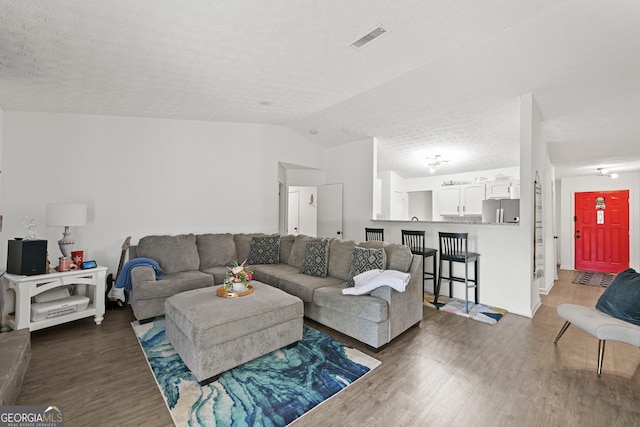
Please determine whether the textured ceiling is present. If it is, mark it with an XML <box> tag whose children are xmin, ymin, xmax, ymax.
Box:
<box><xmin>1</xmin><ymin>0</ymin><xmax>639</xmax><ymax>178</ymax></box>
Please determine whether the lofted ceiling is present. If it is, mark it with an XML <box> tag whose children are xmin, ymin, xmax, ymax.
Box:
<box><xmin>1</xmin><ymin>0</ymin><xmax>639</xmax><ymax>178</ymax></box>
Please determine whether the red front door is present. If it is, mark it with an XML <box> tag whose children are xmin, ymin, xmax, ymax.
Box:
<box><xmin>574</xmin><ymin>190</ymin><xmax>629</xmax><ymax>273</ymax></box>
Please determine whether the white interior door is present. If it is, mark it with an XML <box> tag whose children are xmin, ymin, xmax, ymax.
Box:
<box><xmin>287</xmin><ymin>190</ymin><xmax>299</xmax><ymax>235</ymax></box>
<box><xmin>317</xmin><ymin>183</ymin><xmax>343</xmax><ymax>238</ymax></box>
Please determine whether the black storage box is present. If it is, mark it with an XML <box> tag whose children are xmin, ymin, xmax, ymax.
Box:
<box><xmin>7</xmin><ymin>239</ymin><xmax>47</xmax><ymax>276</ymax></box>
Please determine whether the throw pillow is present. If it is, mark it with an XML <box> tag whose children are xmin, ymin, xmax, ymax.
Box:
<box><xmin>279</xmin><ymin>234</ymin><xmax>296</xmax><ymax>264</ymax></box>
<box><xmin>196</xmin><ymin>233</ymin><xmax>237</xmax><ymax>269</ymax></box>
<box><xmin>288</xmin><ymin>235</ymin><xmax>320</xmax><ymax>268</ymax></box>
<box><xmin>234</xmin><ymin>233</ymin><xmax>267</xmax><ymax>265</ymax></box>
<box><xmin>300</xmin><ymin>239</ymin><xmax>330</xmax><ymax>277</ymax></box>
<box><xmin>358</xmin><ymin>241</ymin><xmax>413</xmax><ymax>272</ymax></box>
<box><xmin>346</xmin><ymin>247</ymin><xmax>386</xmax><ymax>287</ymax></box>
<box><xmin>247</xmin><ymin>236</ymin><xmax>280</xmax><ymax>265</ymax></box>
<box><xmin>327</xmin><ymin>239</ymin><xmax>356</xmax><ymax>280</ymax></box>
<box><xmin>137</xmin><ymin>234</ymin><xmax>199</xmax><ymax>274</ymax></box>
<box><xmin>595</xmin><ymin>268</ymin><xmax>640</xmax><ymax>326</ymax></box>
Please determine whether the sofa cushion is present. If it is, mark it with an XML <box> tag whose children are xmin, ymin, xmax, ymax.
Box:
<box><xmin>300</xmin><ymin>239</ymin><xmax>330</xmax><ymax>277</ymax></box>
<box><xmin>313</xmin><ymin>285</ymin><xmax>388</xmax><ymax>323</ymax></box>
<box><xmin>200</xmin><ymin>266</ymin><xmax>231</xmax><ymax>285</ymax></box>
<box><xmin>248</xmin><ymin>236</ymin><xmax>280</xmax><ymax>265</ymax></box>
<box><xmin>327</xmin><ymin>239</ymin><xmax>356</xmax><ymax>280</ymax></box>
<box><xmin>347</xmin><ymin>247</ymin><xmax>386</xmax><ymax>287</ymax></box>
<box><xmin>596</xmin><ymin>268</ymin><xmax>640</xmax><ymax>326</ymax></box>
<box><xmin>137</xmin><ymin>234</ymin><xmax>199</xmax><ymax>274</ymax></box>
<box><xmin>252</xmin><ymin>264</ymin><xmax>299</xmax><ymax>287</ymax></box>
<box><xmin>278</xmin><ymin>273</ymin><xmax>343</xmax><ymax>303</ymax></box>
<box><xmin>133</xmin><ymin>270</ymin><xmax>214</xmax><ymax>300</ymax></box>
<box><xmin>233</xmin><ymin>233</ymin><xmax>267</xmax><ymax>263</ymax></box>
<box><xmin>288</xmin><ymin>235</ymin><xmax>321</xmax><ymax>268</ymax></box>
<box><xmin>196</xmin><ymin>233</ymin><xmax>237</xmax><ymax>270</ymax></box>
<box><xmin>279</xmin><ymin>235</ymin><xmax>296</xmax><ymax>264</ymax></box>
<box><xmin>358</xmin><ymin>241</ymin><xmax>413</xmax><ymax>272</ymax></box>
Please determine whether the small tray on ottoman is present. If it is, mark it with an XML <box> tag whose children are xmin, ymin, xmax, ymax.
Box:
<box><xmin>216</xmin><ymin>284</ymin><xmax>254</xmax><ymax>298</ymax></box>
<box><xmin>164</xmin><ymin>281</ymin><xmax>304</xmax><ymax>385</ymax></box>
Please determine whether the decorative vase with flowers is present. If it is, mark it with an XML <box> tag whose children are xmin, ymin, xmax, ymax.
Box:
<box><xmin>225</xmin><ymin>260</ymin><xmax>253</xmax><ymax>292</ymax></box>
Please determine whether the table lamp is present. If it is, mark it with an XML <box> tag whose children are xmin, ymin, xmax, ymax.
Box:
<box><xmin>46</xmin><ymin>203</ymin><xmax>87</xmax><ymax>258</ymax></box>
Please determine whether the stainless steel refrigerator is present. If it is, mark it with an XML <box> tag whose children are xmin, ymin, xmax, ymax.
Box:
<box><xmin>482</xmin><ymin>199</ymin><xmax>520</xmax><ymax>223</ymax></box>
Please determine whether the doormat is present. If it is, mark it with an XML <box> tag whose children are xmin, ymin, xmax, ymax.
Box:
<box><xmin>132</xmin><ymin>317</ymin><xmax>380</xmax><ymax>426</ymax></box>
<box><xmin>572</xmin><ymin>270</ymin><xmax>616</xmax><ymax>287</ymax></box>
<box><xmin>424</xmin><ymin>294</ymin><xmax>507</xmax><ymax>325</ymax></box>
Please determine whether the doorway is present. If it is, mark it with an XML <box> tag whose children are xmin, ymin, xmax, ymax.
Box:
<box><xmin>286</xmin><ymin>184</ymin><xmax>343</xmax><ymax>238</ymax></box>
<box><xmin>574</xmin><ymin>190</ymin><xmax>629</xmax><ymax>273</ymax></box>
<box><xmin>288</xmin><ymin>186</ymin><xmax>316</xmax><ymax>236</ymax></box>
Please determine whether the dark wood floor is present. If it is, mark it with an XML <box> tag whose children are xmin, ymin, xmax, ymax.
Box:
<box><xmin>16</xmin><ymin>270</ymin><xmax>640</xmax><ymax>426</ymax></box>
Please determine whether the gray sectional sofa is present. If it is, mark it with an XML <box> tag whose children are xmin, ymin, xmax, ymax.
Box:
<box><xmin>129</xmin><ymin>233</ymin><xmax>423</xmax><ymax>348</ymax></box>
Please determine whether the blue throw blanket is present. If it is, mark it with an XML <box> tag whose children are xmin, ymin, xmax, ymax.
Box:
<box><xmin>115</xmin><ymin>258</ymin><xmax>163</xmax><ymax>292</ymax></box>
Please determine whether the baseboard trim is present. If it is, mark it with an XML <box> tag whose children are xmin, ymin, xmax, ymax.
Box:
<box><xmin>539</xmin><ymin>279</ymin><xmax>555</xmax><ymax>295</ymax></box>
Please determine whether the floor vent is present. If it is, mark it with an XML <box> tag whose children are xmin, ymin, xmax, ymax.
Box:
<box><xmin>350</xmin><ymin>25</ymin><xmax>389</xmax><ymax>49</ymax></box>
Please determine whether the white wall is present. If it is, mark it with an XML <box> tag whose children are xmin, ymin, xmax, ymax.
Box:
<box><xmin>520</xmin><ymin>92</ymin><xmax>544</xmax><ymax>315</ymax></box>
<box><xmin>541</xmin><ymin>142</ymin><xmax>558</xmax><ymax>294</ymax></box>
<box><xmin>373</xmin><ymin>178</ymin><xmax>382</xmax><ymax>218</ymax></box>
<box><xmin>285</xmin><ymin>168</ymin><xmax>325</xmax><ymax>186</ymax></box>
<box><xmin>407</xmin><ymin>191</ymin><xmax>431</xmax><ymax>221</ymax></box>
<box><xmin>378</xmin><ymin>170</ymin><xmax>392</xmax><ymax>220</ymax></box>
<box><xmin>0</xmin><ymin>112</ymin><xmax>325</xmax><ymax>273</ymax></box>
<box><xmin>324</xmin><ymin>137</ymin><xmax>375</xmax><ymax>242</ymax></box>
<box><xmin>559</xmin><ymin>172</ymin><xmax>640</xmax><ymax>272</ymax></box>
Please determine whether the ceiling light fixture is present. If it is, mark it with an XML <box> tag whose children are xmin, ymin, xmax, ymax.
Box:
<box><xmin>426</xmin><ymin>155</ymin><xmax>449</xmax><ymax>173</ymax></box>
<box><xmin>596</xmin><ymin>168</ymin><xmax>618</xmax><ymax>179</ymax></box>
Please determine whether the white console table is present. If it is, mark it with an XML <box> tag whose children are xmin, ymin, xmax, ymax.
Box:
<box><xmin>0</xmin><ymin>266</ymin><xmax>107</xmax><ymax>331</ymax></box>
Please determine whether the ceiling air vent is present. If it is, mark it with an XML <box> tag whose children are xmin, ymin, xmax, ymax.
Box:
<box><xmin>350</xmin><ymin>25</ymin><xmax>389</xmax><ymax>49</ymax></box>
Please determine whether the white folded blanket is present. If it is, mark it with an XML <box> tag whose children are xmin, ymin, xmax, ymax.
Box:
<box><xmin>342</xmin><ymin>269</ymin><xmax>411</xmax><ymax>295</ymax></box>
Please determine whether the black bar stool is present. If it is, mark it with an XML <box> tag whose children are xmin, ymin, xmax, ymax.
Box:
<box><xmin>435</xmin><ymin>232</ymin><xmax>479</xmax><ymax>313</ymax></box>
<box><xmin>401</xmin><ymin>230</ymin><xmax>437</xmax><ymax>292</ymax></box>
<box><xmin>365</xmin><ymin>227</ymin><xmax>384</xmax><ymax>242</ymax></box>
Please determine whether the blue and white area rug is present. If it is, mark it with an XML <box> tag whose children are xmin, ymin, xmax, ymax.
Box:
<box><xmin>424</xmin><ymin>294</ymin><xmax>507</xmax><ymax>325</ymax></box>
<box><xmin>132</xmin><ymin>318</ymin><xmax>380</xmax><ymax>426</ymax></box>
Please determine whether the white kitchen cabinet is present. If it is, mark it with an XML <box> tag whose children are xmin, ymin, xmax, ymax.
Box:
<box><xmin>440</xmin><ymin>184</ymin><xmax>485</xmax><ymax>216</ymax></box>
<box><xmin>462</xmin><ymin>184</ymin><xmax>485</xmax><ymax>215</ymax></box>
<box><xmin>440</xmin><ymin>186</ymin><xmax>461</xmax><ymax>216</ymax></box>
<box><xmin>486</xmin><ymin>180</ymin><xmax>520</xmax><ymax>199</ymax></box>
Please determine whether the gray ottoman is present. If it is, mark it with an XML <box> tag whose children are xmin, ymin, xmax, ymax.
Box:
<box><xmin>165</xmin><ymin>281</ymin><xmax>303</xmax><ymax>385</ymax></box>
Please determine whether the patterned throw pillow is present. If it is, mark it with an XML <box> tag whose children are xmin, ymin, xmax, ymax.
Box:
<box><xmin>346</xmin><ymin>247</ymin><xmax>386</xmax><ymax>287</ymax></box>
<box><xmin>300</xmin><ymin>239</ymin><xmax>330</xmax><ymax>277</ymax></box>
<box><xmin>248</xmin><ymin>236</ymin><xmax>280</xmax><ymax>265</ymax></box>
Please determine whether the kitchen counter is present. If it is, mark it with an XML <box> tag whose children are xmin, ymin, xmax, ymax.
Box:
<box><xmin>371</xmin><ymin>219</ymin><xmax>520</xmax><ymax>226</ymax></box>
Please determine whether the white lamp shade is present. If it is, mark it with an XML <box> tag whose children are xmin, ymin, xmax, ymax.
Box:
<box><xmin>46</xmin><ymin>203</ymin><xmax>87</xmax><ymax>227</ymax></box>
